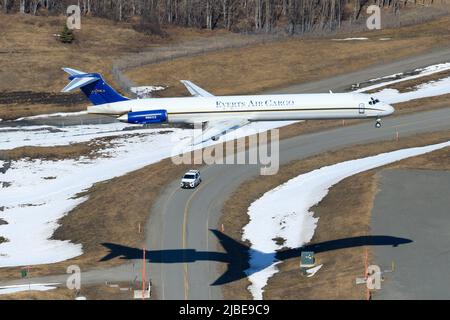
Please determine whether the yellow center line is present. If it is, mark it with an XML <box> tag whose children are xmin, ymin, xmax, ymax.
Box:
<box><xmin>160</xmin><ymin>185</ymin><xmax>180</xmax><ymax>301</ymax></box>
<box><xmin>182</xmin><ymin>178</ymin><xmax>213</xmax><ymax>300</ymax></box>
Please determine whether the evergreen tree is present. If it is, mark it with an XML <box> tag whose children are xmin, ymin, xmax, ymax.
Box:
<box><xmin>60</xmin><ymin>25</ymin><xmax>75</xmax><ymax>44</ymax></box>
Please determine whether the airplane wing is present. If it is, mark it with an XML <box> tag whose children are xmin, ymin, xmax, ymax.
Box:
<box><xmin>192</xmin><ymin>118</ymin><xmax>250</xmax><ymax>144</ymax></box>
<box><xmin>180</xmin><ymin>80</ymin><xmax>214</xmax><ymax>97</ymax></box>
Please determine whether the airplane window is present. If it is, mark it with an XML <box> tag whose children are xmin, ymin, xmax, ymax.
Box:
<box><xmin>369</xmin><ymin>97</ymin><xmax>380</xmax><ymax>105</ymax></box>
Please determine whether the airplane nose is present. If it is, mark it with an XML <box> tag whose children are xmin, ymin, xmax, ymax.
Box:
<box><xmin>383</xmin><ymin>104</ymin><xmax>395</xmax><ymax>116</ymax></box>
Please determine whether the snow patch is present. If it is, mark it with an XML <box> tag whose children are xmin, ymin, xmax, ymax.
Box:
<box><xmin>332</xmin><ymin>37</ymin><xmax>369</xmax><ymax>41</ymax></box>
<box><xmin>243</xmin><ymin>140</ymin><xmax>450</xmax><ymax>300</ymax></box>
<box><xmin>0</xmin><ymin>283</ymin><xmax>59</xmax><ymax>295</ymax></box>
<box><xmin>373</xmin><ymin>76</ymin><xmax>450</xmax><ymax>104</ymax></box>
<box><xmin>358</xmin><ymin>62</ymin><xmax>450</xmax><ymax>93</ymax></box>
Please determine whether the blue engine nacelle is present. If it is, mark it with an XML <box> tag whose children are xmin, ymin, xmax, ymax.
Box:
<box><xmin>125</xmin><ymin>110</ymin><xmax>168</xmax><ymax>124</ymax></box>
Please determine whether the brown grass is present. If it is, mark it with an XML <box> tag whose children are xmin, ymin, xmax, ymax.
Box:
<box><xmin>0</xmin><ymin>103</ymin><xmax>86</xmax><ymax>122</ymax></box>
<box><xmin>393</xmin><ymin>93</ymin><xmax>450</xmax><ymax>114</ymax></box>
<box><xmin>0</xmin><ymin>13</ymin><xmax>232</xmax><ymax>93</ymax></box>
<box><xmin>1</xmin><ymin>143</ymin><xmax>94</xmax><ymax>161</ymax></box>
<box><xmin>219</xmin><ymin>129</ymin><xmax>450</xmax><ymax>299</ymax></box>
<box><xmin>389</xmin><ymin>70</ymin><xmax>450</xmax><ymax>93</ymax></box>
<box><xmin>366</xmin><ymin>69</ymin><xmax>450</xmax><ymax>94</ymax></box>
<box><xmin>0</xmin><ymin>13</ymin><xmax>240</xmax><ymax>120</ymax></box>
<box><xmin>126</xmin><ymin>16</ymin><xmax>450</xmax><ymax>97</ymax></box>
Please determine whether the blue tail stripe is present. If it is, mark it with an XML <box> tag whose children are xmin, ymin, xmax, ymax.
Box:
<box><xmin>69</xmin><ymin>73</ymin><xmax>129</xmax><ymax>105</ymax></box>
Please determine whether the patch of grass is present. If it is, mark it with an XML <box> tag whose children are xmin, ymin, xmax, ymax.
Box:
<box><xmin>219</xmin><ymin>129</ymin><xmax>450</xmax><ymax>299</ymax></box>
<box><xmin>0</xmin><ymin>236</ymin><xmax>8</xmax><ymax>244</ymax></box>
<box><xmin>389</xmin><ymin>70</ymin><xmax>450</xmax><ymax>93</ymax></box>
<box><xmin>126</xmin><ymin>16</ymin><xmax>450</xmax><ymax>98</ymax></box>
<box><xmin>1</xmin><ymin>143</ymin><xmax>95</xmax><ymax>161</ymax></box>
<box><xmin>393</xmin><ymin>93</ymin><xmax>450</xmax><ymax>114</ymax></box>
<box><xmin>0</xmin><ymin>103</ymin><xmax>86</xmax><ymax>122</ymax></box>
<box><xmin>366</xmin><ymin>69</ymin><xmax>450</xmax><ymax>94</ymax></box>
<box><xmin>0</xmin><ymin>13</ymin><xmax>232</xmax><ymax>93</ymax></box>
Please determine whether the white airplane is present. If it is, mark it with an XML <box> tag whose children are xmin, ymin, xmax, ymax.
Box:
<box><xmin>61</xmin><ymin>68</ymin><xmax>394</xmax><ymax>143</ymax></box>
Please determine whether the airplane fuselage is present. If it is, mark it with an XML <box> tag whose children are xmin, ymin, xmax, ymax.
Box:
<box><xmin>88</xmin><ymin>92</ymin><xmax>394</xmax><ymax>124</ymax></box>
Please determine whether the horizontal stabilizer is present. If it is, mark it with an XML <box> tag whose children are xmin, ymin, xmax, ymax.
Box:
<box><xmin>180</xmin><ymin>80</ymin><xmax>214</xmax><ymax>97</ymax></box>
<box><xmin>62</xmin><ymin>67</ymin><xmax>86</xmax><ymax>76</ymax></box>
<box><xmin>61</xmin><ymin>76</ymin><xmax>99</xmax><ymax>93</ymax></box>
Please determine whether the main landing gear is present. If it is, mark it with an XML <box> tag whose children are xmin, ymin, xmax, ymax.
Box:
<box><xmin>375</xmin><ymin>118</ymin><xmax>382</xmax><ymax>128</ymax></box>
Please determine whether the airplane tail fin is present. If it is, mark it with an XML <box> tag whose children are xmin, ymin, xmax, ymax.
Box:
<box><xmin>61</xmin><ymin>67</ymin><xmax>129</xmax><ymax>106</ymax></box>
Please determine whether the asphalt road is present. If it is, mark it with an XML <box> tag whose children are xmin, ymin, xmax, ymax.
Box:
<box><xmin>372</xmin><ymin>169</ymin><xmax>450</xmax><ymax>300</ymax></box>
<box><xmin>1</xmin><ymin>46</ymin><xmax>450</xmax><ymax>299</ymax></box>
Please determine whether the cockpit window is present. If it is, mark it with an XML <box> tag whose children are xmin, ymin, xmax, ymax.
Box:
<box><xmin>368</xmin><ymin>97</ymin><xmax>380</xmax><ymax>105</ymax></box>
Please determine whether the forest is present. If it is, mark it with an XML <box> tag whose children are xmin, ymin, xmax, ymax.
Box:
<box><xmin>0</xmin><ymin>0</ymin><xmax>443</xmax><ymax>34</ymax></box>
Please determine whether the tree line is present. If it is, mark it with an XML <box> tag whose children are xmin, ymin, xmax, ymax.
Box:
<box><xmin>0</xmin><ymin>0</ymin><xmax>444</xmax><ymax>34</ymax></box>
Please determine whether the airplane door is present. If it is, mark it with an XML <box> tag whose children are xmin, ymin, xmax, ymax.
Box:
<box><xmin>359</xmin><ymin>103</ymin><xmax>365</xmax><ymax>114</ymax></box>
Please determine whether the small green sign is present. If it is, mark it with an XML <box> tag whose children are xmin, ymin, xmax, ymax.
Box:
<box><xmin>21</xmin><ymin>269</ymin><xmax>27</xmax><ymax>278</ymax></box>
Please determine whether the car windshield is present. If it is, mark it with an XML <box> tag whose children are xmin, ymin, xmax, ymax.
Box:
<box><xmin>183</xmin><ymin>174</ymin><xmax>195</xmax><ymax>179</ymax></box>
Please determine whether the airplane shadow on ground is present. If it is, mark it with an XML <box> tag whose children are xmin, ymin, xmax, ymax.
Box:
<box><xmin>100</xmin><ymin>229</ymin><xmax>412</xmax><ymax>286</ymax></box>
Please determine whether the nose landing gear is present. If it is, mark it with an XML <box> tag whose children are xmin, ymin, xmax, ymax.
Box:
<box><xmin>375</xmin><ymin>118</ymin><xmax>382</xmax><ymax>128</ymax></box>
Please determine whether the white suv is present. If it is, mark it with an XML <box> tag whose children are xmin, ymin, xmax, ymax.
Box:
<box><xmin>180</xmin><ymin>170</ymin><xmax>201</xmax><ymax>189</ymax></box>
